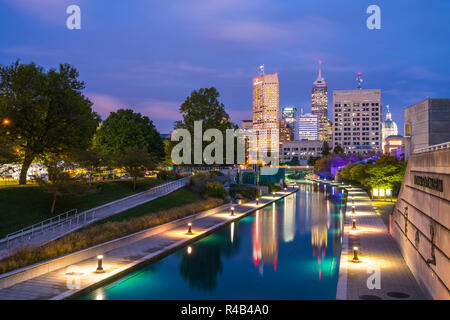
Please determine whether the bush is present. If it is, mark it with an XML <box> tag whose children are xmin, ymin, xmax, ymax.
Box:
<box><xmin>205</xmin><ymin>181</ymin><xmax>228</xmax><ymax>199</ymax></box>
<box><xmin>259</xmin><ymin>182</ymin><xmax>280</xmax><ymax>193</ymax></box>
<box><xmin>229</xmin><ymin>184</ymin><xmax>259</xmax><ymax>200</ymax></box>
<box><xmin>157</xmin><ymin>170</ymin><xmax>181</xmax><ymax>181</ymax></box>
<box><xmin>188</xmin><ymin>172</ymin><xmax>210</xmax><ymax>194</ymax></box>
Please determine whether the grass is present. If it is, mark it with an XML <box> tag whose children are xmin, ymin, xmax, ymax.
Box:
<box><xmin>0</xmin><ymin>188</ymin><xmax>223</xmax><ymax>275</ymax></box>
<box><xmin>0</xmin><ymin>178</ymin><xmax>164</xmax><ymax>238</ymax></box>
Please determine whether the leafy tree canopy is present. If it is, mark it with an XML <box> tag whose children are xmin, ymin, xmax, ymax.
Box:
<box><xmin>94</xmin><ymin>109</ymin><xmax>164</xmax><ymax>162</ymax></box>
<box><xmin>0</xmin><ymin>61</ymin><xmax>100</xmax><ymax>184</ymax></box>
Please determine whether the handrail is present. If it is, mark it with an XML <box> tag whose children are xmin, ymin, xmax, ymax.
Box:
<box><xmin>414</xmin><ymin>141</ymin><xmax>450</xmax><ymax>154</ymax></box>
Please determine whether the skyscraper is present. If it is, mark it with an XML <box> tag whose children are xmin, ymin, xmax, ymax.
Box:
<box><xmin>298</xmin><ymin>110</ymin><xmax>319</xmax><ymax>141</ymax></box>
<box><xmin>332</xmin><ymin>86</ymin><xmax>382</xmax><ymax>154</ymax></box>
<box><xmin>252</xmin><ymin>69</ymin><xmax>279</xmax><ymax>162</ymax></box>
<box><xmin>311</xmin><ymin>60</ymin><xmax>329</xmax><ymax>141</ymax></box>
<box><xmin>281</xmin><ymin>106</ymin><xmax>297</xmax><ymax>140</ymax></box>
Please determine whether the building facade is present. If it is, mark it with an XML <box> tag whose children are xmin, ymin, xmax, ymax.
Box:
<box><xmin>281</xmin><ymin>106</ymin><xmax>297</xmax><ymax>140</ymax></box>
<box><xmin>279</xmin><ymin>118</ymin><xmax>292</xmax><ymax>142</ymax></box>
<box><xmin>281</xmin><ymin>140</ymin><xmax>323</xmax><ymax>163</ymax></box>
<box><xmin>384</xmin><ymin>135</ymin><xmax>405</xmax><ymax>159</ymax></box>
<box><xmin>382</xmin><ymin>105</ymin><xmax>399</xmax><ymax>150</ymax></box>
<box><xmin>311</xmin><ymin>60</ymin><xmax>329</xmax><ymax>141</ymax></box>
<box><xmin>298</xmin><ymin>111</ymin><xmax>318</xmax><ymax>141</ymax></box>
<box><xmin>252</xmin><ymin>72</ymin><xmax>279</xmax><ymax>163</ymax></box>
<box><xmin>404</xmin><ymin>98</ymin><xmax>450</xmax><ymax>159</ymax></box>
<box><xmin>332</xmin><ymin>89</ymin><xmax>382</xmax><ymax>154</ymax></box>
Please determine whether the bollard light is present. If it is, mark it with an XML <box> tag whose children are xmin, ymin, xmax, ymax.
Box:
<box><xmin>352</xmin><ymin>247</ymin><xmax>360</xmax><ymax>262</ymax></box>
<box><xmin>352</xmin><ymin>205</ymin><xmax>356</xmax><ymax>214</ymax></box>
<box><xmin>284</xmin><ymin>187</ymin><xmax>287</xmax><ymax>192</ymax></box>
<box><xmin>352</xmin><ymin>196</ymin><xmax>354</xmax><ymax>204</ymax></box>
<box><xmin>231</xmin><ymin>206</ymin><xmax>235</xmax><ymax>216</ymax></box>
<box><xmin>256</xmin><ymin>198</ymin><xmax>259</xmax><ymax>206</ymax></box>
<box><xmin>187</xmin><ymin>223</ymin><xmax>193</xmax><ymax>234</ymax></box>
<box><xmin>96</xmin><ymin>255</ymin><xmax>104</xmax><ymax>273</ymax></box>
<box><xmin>272</xmin><ymin>192</ymin><xmax>276</xmax><ymax>198</ymax></box>
<box><xmin>352</xmin><ymin>219</ymin><xmax>357</xmax><ymax>230</ymax></box>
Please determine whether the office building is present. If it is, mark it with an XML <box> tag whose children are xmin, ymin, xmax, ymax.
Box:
<box><xmin>311</xmin><ymin>60</ymin><xmax>329</xmax><ymax>141</ymax></box>
<box><xmin>281</xmin><ymin>106</ymin><xmax>297</xmax><ymax>140</ymax></box>
<box><xmin>298</xmin><ymin>111</ymin><xmax>318</xmax><ymax>141</ymax></box>
<box><xmin>281</xmin><ymin>140</ymin><xmax>323</xmax><ymax>163</ymax></box>
<box><xmin>332</xmin><ymin>88</ymin><xmax>382</xmax><ymax>154</ymax></box>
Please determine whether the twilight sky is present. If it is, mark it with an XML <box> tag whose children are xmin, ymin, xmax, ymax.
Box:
<box><xmin>1</xmin><ymin>0</ymin><xmax>449</xmax><ymax>134</ymax></box>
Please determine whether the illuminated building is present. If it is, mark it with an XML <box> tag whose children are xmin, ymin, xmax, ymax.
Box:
<box><xmin>384</xmin><ymin>135</ymin><xmax>405</xmax><ymax>159</ymax></box>
<box><xmin>332</xmin><ymin>83</ymin><xmax>382</xmax><ymax>154</ymax></box>
<box><xmin>381</xmin><ymin>105</ymin><xmax>398</xmax><ymax>150</ymax></box>
<box><xmin>298</xmin><ymin>110</ymin><xmax>318</xmax><ymax>141</ymax></box>
<box><xmin>252</xmin><ymin>67</ymin><xmax>279</xmax><ymax>163</ymax></box>
<box><xmin>279</xmin><ymin>118</ymin><xmax>292</xmax><ymax>142</ymax></box>
<box><xmin>281</xmin><ymin>106</ymin><xmax>297</xmax><ymax>140</ymax></box>
<box><xmin>326</xmin><ymin>120</ymin><xmax>333</xmax><ymax>144</ymax></box>
<box><xmin>281</xmin><ymin>140</ymin><xmax>323</xmax><ymax>163</ymax></box>
<box><xmin>311</xmin><ymin>60</ymin><xmax>329</xmax><ymax>141</ymax></box>
<box><xmin>240</xmin><ymin>120</ymin><xmax>253</xmax><ymax>164</ymax></box>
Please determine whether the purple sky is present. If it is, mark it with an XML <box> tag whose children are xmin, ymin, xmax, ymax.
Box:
<box><xmin>1</xmin><ymin>0</ymin><xmax>449</xmax><ymax>133</ymax></box>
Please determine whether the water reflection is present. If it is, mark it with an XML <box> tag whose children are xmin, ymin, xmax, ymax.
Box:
<box><xmin>282</xmin><ymin>193</ymin><xmax>296</xmax><ymax>243</ymax></box>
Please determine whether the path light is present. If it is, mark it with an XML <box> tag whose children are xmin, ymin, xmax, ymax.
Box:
<box><xmin>96</xmin><ymin>255</ymin><xmax>104</xmax><ymax>273</ymax></box>
<box><xmin>187</xmin><ymin>246</ymin><xmax>192</xmax><ymax>255</ymax></box>
<box><xmin>2</xmin><ymin>118</ymin><xmax>10</xmax><ymax>125</ymax></box>
<box><xmin>256</xmin><ymin>198</ymin><xmax>259</xmax><ymax>205</ymax></box>
<box><xmin>351</xmin><ymin>196</ymin><xmax>354</xmax><ymax>204</ymax></box>
<box><xmin>352</xmin><ymin>205</ymin><xmax>356</xmax><ymax>214</ymax></box>
<box><xmin>352</xmin><ymin>247</ymin><xmax>360</xmax><ymax>262</ymax></box>
<box><xmin>231</xmin><ymin>206</ymin><xmax>235</xmax><ymax>216</ymax></box>
<box><xmin>352</xmin><ymin>219</ymin><xmax>357</xmax><ymax>230</ymax></box>
<box><xmin>272</xmin><ymin>192</ymin><xmax>276</xmax><ymax>198</ymax></box>
<box><xmin>187</xmin><ymin>223</ymin><xmax>193</xmax><ymax>234</ymax></box>
<box><xmin>284</xmin><ymin>187</ymin><xmax>287</xmax><ymax>192</ymax></box>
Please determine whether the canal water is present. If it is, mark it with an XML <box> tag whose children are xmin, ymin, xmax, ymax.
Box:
<box><xmin>79</xmin><ymin>183</ymin><xmax>346</xmax><ymax>300</ymax></box>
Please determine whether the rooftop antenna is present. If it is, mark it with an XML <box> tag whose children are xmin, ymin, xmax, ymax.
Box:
<box><xmin>259</xmin><ymin>64</ymin><xmax>265</xmax><ymax>76</ymax></box>
<box><xmin>356</xmin><ymin>72</ymin><xmax>363</xmax><ymax>90</ymax></box>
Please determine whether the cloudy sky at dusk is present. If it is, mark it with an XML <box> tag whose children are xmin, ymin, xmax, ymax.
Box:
<box><xmin>1</xmin><ymin>0</ymin><xmax>449</xmax><ymax>134</ymax></box>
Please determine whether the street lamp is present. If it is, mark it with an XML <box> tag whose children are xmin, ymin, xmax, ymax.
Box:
<box><xmin>96</xmin><ymin>255</ymin><xmax>104</xmax><ymax>273</ymax></box>
<box><xmin>256</xmin><ymin>198</ymin><xmax>259</xmax><ymax>206</ymax></box>
<box><xmin>2</xmin><ymin>119</ymin><xmax>10</xmax><ymax>125</ymax></box>
<box><xmin>187</xmin><ymin>223</ymin><xmax>193</xmax><ymax>235</ymax></box>
<box><xmin>352</xmin><ymin>247</ymin><xmax>360</xmax><ymax>262</ymax></box>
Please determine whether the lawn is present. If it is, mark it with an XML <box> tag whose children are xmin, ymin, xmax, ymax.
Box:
<box><xmin>0</xmin><ymin>178</ymin><xmax>164</xmax><ymax>238</ymax></box>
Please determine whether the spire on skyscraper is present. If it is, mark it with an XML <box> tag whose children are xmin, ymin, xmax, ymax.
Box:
<box><xmin>386</xmin><ymin>105</ymin><xmax>392</xmax><ymax>121</ymax></box>
<box><xmin>259</xmin><ymin>64</ymin><xmax>265</xmax><ymax>76</ymax></box>
<box><xmin>356</xmin><ymin>72</ymin><xmax>363</xmax><ymax>90</ymax></box>
<box><xmin>313</xmin><ymin>60</ymin><xmax>326</xmax><ymax>87</ymax></box>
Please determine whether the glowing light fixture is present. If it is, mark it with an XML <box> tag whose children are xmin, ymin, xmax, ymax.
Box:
<box><xmin>96</xmin><ymin>255</ymin><xmax>104</xmax><ymax>273</ymax></box>
<box><xmin>230</xmin><ymin>206</ymin><xmax>235</xmax><ymax>216</ymax></box>
<box><xmin>187</xmin><ymin>246</ymin><xmax>192</xmax><ymax>255</ymax></box>
<box><xmin>187</xmin><ymin>223</ymin><xmax>193</xmax><ymax>234</ymax></box>
<box><xmin>352</xmin><ymin>219</ymin><xmax>357</xmax><ymax>230</ymax></box>
<box><xmin>352</xmin><ymin>247</ymin><xmax>360</xmax><ymax>262</ymax></box>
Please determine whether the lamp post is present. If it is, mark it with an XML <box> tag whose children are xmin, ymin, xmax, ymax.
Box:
<box><xmin>352</xmin><ymin>247</ymin><xmax>360</xmax><ymax>262</ymax></box>
<box><xmin>2</xmin><ymin>119</ymin><xmax>10</xmax><ymax>125</ymax></box>
<box><xmin>256</xmin><ymin>198</ymin><xmax>259</xmax><ymax>206</ymax></box>
<box><xmin>96</xmin><ymin>255</ymin><xmax>104</xmax><ymax>273</ymax></box>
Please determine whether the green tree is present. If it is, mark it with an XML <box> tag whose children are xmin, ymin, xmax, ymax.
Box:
<box><xmin>94</xmin><ymin>109</ymin><xmax>164</xmax><ymax>163</ymax></box>
<box><xmin>71</xmin><ymin>147</ymin><xmax>109</xmax><ymax>185</ymax></box>
<box><xmin>322</xmin><ymin>141</ymin><xmax>330</xmax><ymax>156</ymax></box>
<box><xmin>333</xmin><ymin>144</ymin><xmax>344</xmax><ymax>155</ymax></box>
<box><xmin>0</xmin><ymin>61</ymin><xmax>100</xmax><ymax>184</ymax></box>
<box><xmin>116</xmin><ymin>146</ymin><xmax>156</xmax><ymax>190</ymax></box>
<box><xmin>289</xmin><ymin>156</ymin><xmax>300</xmax><ymax>166</ymax></box>
<box><xmin>173</xmin><ymin>87</ymin><xmax>238</xmax><ymax>165</ymax></box>
<box><xmin>36</xmin><ymin>161</ymin><xmax>93</xmax><ymax>214</ymax></box>
<box><xmin>349</xmin><ymin>163</ymin><xmax>368</xmax><ymax>183</ymax></box>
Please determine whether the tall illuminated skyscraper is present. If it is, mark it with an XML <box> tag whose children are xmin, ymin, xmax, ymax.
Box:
<box><xmin>252</xmin><ymin>67</ymin><xmax>279</xmax><ymax>162</ymax></box>
<box><xmin>312</xmin><ymin>60</ymin><xmax>329</xmax><ymax>141</ymax></box>
<box><xmin>298</xmin><ymin>110</ymin><xmax>319</xmax><ymax>141</ymax></box>
<box><xmin>281</xmin><ymin>106</ymin><xmax>297</xmax><ymax>140</ymax></box>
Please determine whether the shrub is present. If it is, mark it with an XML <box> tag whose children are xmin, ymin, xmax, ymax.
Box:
<box><xmin>157</xmin><ymin>170</ymin><xmax>181</xmax><ymax>181</ymax></box>
<box><xmin>188</xmin><ymin>172</ymin><xmax>210</xmax><ymax>194</ymax></box>
<box><xmin>229</xmin><ymin>184</ymin><xmax>259</xmax><ymax>200</ymax></box>
<box><xmin>205</xmin><ymin>181</ymin><xmax>228</xmax><ymax>199</ymax></box>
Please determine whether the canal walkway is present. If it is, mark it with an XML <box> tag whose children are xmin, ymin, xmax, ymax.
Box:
<box><xmin>336</xmin><ymin>186</ymin><xmax>426</xmax><ymax>300</ymax></box>
<box><xmin>0</xmin><ymin>189</ymin><xmax>296</xmax><ymax>300</ymax></box>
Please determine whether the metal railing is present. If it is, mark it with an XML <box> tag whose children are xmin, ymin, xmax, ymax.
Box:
<box><xmin>0</xmin><ymin>176</ymin><xmax>190</xmax><ymax>255</ymax></box>
<box><xmin>414</xmin><ymin>141</ymin><xmax>450</xmax><ymax>154</ymax></box>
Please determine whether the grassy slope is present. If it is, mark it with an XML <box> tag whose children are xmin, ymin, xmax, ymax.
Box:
<box><xmin>0</xmin><ymin>178</ymin><xmax>164</xmax><ymax>238</ymax></box>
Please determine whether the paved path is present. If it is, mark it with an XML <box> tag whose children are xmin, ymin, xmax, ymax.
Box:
<box><xmin>0</xmin><ymin>190</ymin><xmax>295</xmax><ymax>300</ymax></box>
<box><xmin>0</xmin><ymin>178</ymin><xmax>188</xmax><ymax>258</ymax></box>
<box><xmin>336</xmin><ymin>187</ymin><xmax>426</xmax><ymax>300</ymax></box>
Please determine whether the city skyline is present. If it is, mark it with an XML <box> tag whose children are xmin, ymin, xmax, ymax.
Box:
<box><xmin>1</xmin><ymin>1</ymin><xmax>449</xmax><ymax>135</ymax></box>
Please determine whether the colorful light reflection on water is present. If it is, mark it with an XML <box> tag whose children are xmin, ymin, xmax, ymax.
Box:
<box><xmin>78</xmin><ymin>184</ymin><xmax>346</xmax><ymax>300</ymax></box>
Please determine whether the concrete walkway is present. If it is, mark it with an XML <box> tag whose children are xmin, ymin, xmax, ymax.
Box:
<box><xmin>336</xmin><ymin>187</ymin><xmax>426</xmax><ymax>300</ymax></box>
<box><xmin>0</xmin><ymin>189</ymin><xmax>295</xmax><ymax>300</ymax></box>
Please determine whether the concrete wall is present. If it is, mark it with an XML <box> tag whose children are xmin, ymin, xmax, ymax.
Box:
<box><xmin>390</xmin><ymin>148</ymin><xmax>450</xmax><ymax>299</ymax></box>
<box><xmin>405</xmin><ymin>99</ymin><xmax>429</xmax><ymax>158</ymax></box>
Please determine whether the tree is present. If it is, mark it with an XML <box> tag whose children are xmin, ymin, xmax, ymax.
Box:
<box><xmin>71</xmin><ymin>147</ymin><xmax>109</xmax><ymax>185</ymax></box>
<box><xmin>173</xmin><ymin>87</ymin><xmax>238</xmax><ymax>165</ymax></box>
<box><xmin>116</xmin><ymin>146</ymin><xmax>156</xmax><ymax>190</ymax></box>
<box><xmin>94</xmin><ymin>109</ymin><xmax>164</xmax><ymax>162</ymax></box>
<box><xmin>36</xmin><ymin>161</ymin><xmax>93</xmax><ymax>214</ymax></box>
<box><xmin>333</xmin><ymin>144</ymin><xmax>344</xmax><ymax>155</ymax></box>
<box><xmin>0</xmin><ymin>61</ymin><xmax>100</xmax><ymax>184</ymax></box>
<box><xmin>289</xmin><ymin>156</ymin><xmax>300</xmax><ymax>166</ymax></box>
<box><xmin>322</xmin><ymin>141</ymin><xmax>330</xmax><ymax>156</ymax></box>
<box><xmin>307</xmin><ymin>156</ymin><xmax>320</xmax><ymax>167</ymax></box>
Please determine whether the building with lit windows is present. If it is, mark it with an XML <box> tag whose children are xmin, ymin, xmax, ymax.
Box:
<box><xmin>382</xmin><ymin>105</ymin><xmax>398</xmax><ymax>150</ymax></box>
<box><xmin>311</xmin><ymin>60</ymin><xmax>329</xmax><ymax>141</ymax></box>
<box><xmin>281</xmin><ymin>106</ymin><xmax>297</xmax><ymax>140</ymax></box>
<box><xmin>332</xmin><ymin>88</ymin><xmax>382</xmax><ymax>154</ymax></box>
<box><xmin>279</xmin><ymin>118</ymin><xmax>292</xmax><ymax>142</ymax></box>
<box><xmin>252</xmin><ymin>69</ymin><xmax>279</xmax><ymax>163</ymax></box>
<box><xmin>384</xmin><ymin>135</ymin><xmax>405</xmax><ymax>159</ymax></box>
<box><xmin>298</xmin><ymin>111</ymin><xmax>318</xmax><ymax>141</ymax></box>
<box><xmin>281</xmin><ymin>140</ymin><xmax>323</xmax><ymax>163</ymax></box>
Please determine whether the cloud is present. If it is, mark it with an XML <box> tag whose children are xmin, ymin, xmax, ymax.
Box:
<box><xmin>136</xmin><ymin>99</ymin><xmax>182</xmax><ymax>121</ymax></box>
<box><xmin>86</xmin><ymin>93</ymin><xmax>125</xmax><ymax>120</ymax></box>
